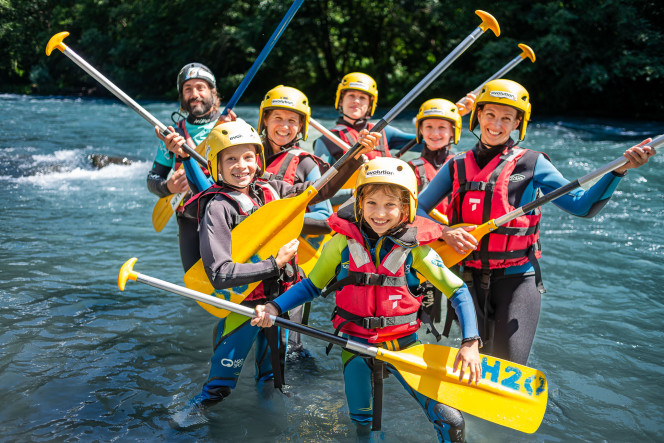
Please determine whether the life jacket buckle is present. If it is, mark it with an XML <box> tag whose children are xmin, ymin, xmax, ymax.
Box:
<box><xmin>363</xmin><ymin>316</ymin><xmax>387</xmax><ymax>329</ymax></box>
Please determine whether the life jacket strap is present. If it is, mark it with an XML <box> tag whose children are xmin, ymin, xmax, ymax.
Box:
<box><xmin>320</xmin><ymin>271</ymin><xmax>407</xmax><ymax>298</ymax></box>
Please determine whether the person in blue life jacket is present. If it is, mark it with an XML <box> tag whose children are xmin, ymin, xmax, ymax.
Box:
<box><xmin>313</xmin><ymin>72</ymin><xmax>416</xmax><ymax>206</ymax></box>
<box><xmin>146</xmin><ymin>62</ymin><xmax>235</xmax><ymax>271</ymax></box>
<box><xmin>252</xmin><ymin>157</ymin><xmax>482</xmax><ymax>442</ymax></box>
<box><xmin>416</xmin><ymin>78</ymin><xmax>657</xmax><ymax>366</ymax></box>
<box><xmin>170</xmin><ymin>120</ymin><xmax>381</xmax><ymax>429</ymax></box>
<box><xmin>258</xmin><ymin>85</ymin><xmax>334</xmax><ymax>357</ymax></box>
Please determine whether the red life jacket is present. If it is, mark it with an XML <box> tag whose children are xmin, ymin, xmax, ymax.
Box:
<box><xmin>331</xmin><ymin>122</ymin><xmax>391</xmax><ymax>160</ymax></box>
<box><xmin>446</xmin><ymin>146</ymin><xmax>543</xmax><ymax>269</ymax></box>
<box><xmin>408</xmin><ymin>154</ymin><xmax>454</xmax><ymax>215</ymax></box>
<box><xmin>185</xmin><ymin>179</ymin><xmax>300</xmax><ymax>301</ymax></box>
<box><xmin>264</xmin><ymin>147</ymin><xmax>328</xmax><ymax>185</ymax></box>
<box><xmin>325</xmin><ymin>214</ymin><xmax>442</xmax><ymax>343</ymax></box>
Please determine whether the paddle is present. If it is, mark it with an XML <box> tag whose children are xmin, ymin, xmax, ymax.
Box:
<box><xmin>45</xmin><ymin>32</ymin><xmax>207</xmax><ymax>168</ymax></box>
<box><xmin>219</xmin><ymin>0</ymin><xmax>304</xmax><ymax>117</ymax></box>
<box><xmin>183</xmin><ymin>9</ymin><xmax>500</xmax><ymax>316</ymax></box>
<box><xmin>456</xmin><ymin>43</ymin><xmax>536</xmax><ymax>113</ymax></box>
<box><xmin>309</xmin><ymin>117</ymin><xmax>361</xmax><ymax>190</ymax></box>
<box><xmin>432</xmin><ymin>134</ymin><xmax>664</xmax><ymax>267</ymax></box>
<box><xmin>120</xmin><ymin>257</ymin><xmax>547</xmax><ymax>433</ymax></box>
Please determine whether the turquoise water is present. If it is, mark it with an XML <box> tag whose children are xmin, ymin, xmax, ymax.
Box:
<box><xmin>0</xmin><ymin>93</ymin><xmax>662</xmax><ymax>442</ymax></box>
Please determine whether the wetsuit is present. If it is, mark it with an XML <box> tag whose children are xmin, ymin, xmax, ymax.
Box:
<box><xmin>182</xmin><ymin>156</ymin><xmax>366</xmax><ymax>406</ymax></box>
<box><xmin>146</xmin><ymin>114</ymin><xmax>217</xmax><ymax>271</ymax></box>
<box><xmin>313</xmin><ymin>118</ymin><xmax>416</xmax><ymax>206</ymax></box>
<box><xmin>266</xmin><ymin>205</ymin><xmax>480</xmax><ymax>442</ymax></box>
<box><xmin>417</xmin><ymin>138</ymin><xmax>626</xmax><ymax>365</ymax></box>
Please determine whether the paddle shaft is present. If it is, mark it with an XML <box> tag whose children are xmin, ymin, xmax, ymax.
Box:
<box><xmin>495</xmin><ymin>134</ymin><xmax>664</xmax><ymax>227</ymax></box>
<box><xmin>459</xmin><ymin>43</ymin><xmax>535</xmax><ymax>109</ymax></box>
<box><xmin>50</xmin><ymin>38</ymin><xmax>206</xmax><ymax>167</ymax></box>
<box><xmin>309</xmin><ymin>117</ymin><xmax>352</xmax><ymax>153</ymax></box>
<box><xmin>395</xmin><ymin>138</ymin><xmax>418</xmax><ymax>158</ymax></box>
<box><xmin>221</xmin><ymin>0</ymin><xmax>304</xmax><ymax>116</ymax></box>
<box><xmin>313</xmin><ymin>12</ymin><xmax>498</xmax><ymax>194</ymax></box>
<box><xmin>132</xmin><ymin>269</ymin><xmax>377</xmax><ymax>357</ymax></box>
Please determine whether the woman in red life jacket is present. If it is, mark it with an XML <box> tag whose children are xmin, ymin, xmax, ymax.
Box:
<box><xmin>417</xmin><ymin>79</ymin><xmax>657</xmax><ymax>365</ymax></box>
<box><xmin>258</xmin><ymin>85</ymin><xmax>333</xmax><ymax>357</ymax></box>
<box><xmin>252</xmin><ymin>157</ymin><xmax>481</xmax><ymax>442</ymax></box>
<box><xmin>171</xmin><ymin>121</ymin><xmax>380</xmax><ymax>428</ymax></box>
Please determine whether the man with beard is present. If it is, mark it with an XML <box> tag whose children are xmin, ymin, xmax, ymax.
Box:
<box><xmin>147</xmin><ymin>62</ymin><xmax>232</xmax><ymax>271</ymax></box>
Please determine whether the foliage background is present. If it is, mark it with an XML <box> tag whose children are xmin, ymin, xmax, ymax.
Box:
<box><xmin>1</xmin><ymin>0</ymin><xmax>662</xmax><ymax>118</ymax></box>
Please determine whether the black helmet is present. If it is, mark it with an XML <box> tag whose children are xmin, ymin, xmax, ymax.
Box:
<box><xmin>176</xmin><ymin>63</ymin><xmax>216</xmax><ymax>92</ymax></box>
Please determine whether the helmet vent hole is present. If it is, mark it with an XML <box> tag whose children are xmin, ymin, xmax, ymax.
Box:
<box><xmin>397</xmin><ymin>165</ymin><xmax>403</xmax><ymax>171</ymax></box>
<box><xmin>221</xmin><ymin>130</ymin><xmax>228</xmax><ymax>135</ymax></box>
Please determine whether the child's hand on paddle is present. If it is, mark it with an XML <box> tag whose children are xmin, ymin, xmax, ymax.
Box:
<box><xmin>275</xmin><ymin>239</ymin><xmax>299</xmax><ymax>268</ymax></box>
<box><xmin>455</xmin><ymin>92</ymin><xmax>476</xmax><ymax>117</ymax></box>
<box><xmin>251</xmin><ymin>303</ymin><xmax>279</xmax><ymax>328</ymax></box>
<box><xmin>354</xmin><ymin>129</ymin><xmax>382</xmax><ymax>159</ymax></box>
<box><xmin>440</xmin><ymin>225</ymin><xmax>478</xmax><ymax>255</ymax></box>
<box><xmin>454</xmin><ymin>339</ymin><xmax>482</xmax><ymax>385</ymax></box>
<box><xmin>167</xmin><ymin>168</ymin><xmax>190</xmax><ymax>194</ymax></box>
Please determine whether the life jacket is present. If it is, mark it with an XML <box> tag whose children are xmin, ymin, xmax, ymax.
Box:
<box><xmin>265</xmin><ymin>147</ymin><xmax>329</xmax><ymax>185</ymax></box>
<box><xmin>323</xmin><ymin>212</ymin><xmax>442</xmax><ymax>343</ymax></box>
<box><xmin>447</xmin><ymin>145</ymin><xmax>543</xmax><ymax>269</ymax></box>
<box><xmin>408</xmin><ymin>154</ymin><xmax>454</xmax><ymax>215</ymax></box>
<box><xmin>184</xmin><ymin>179</ymin><xmax>300</xmax><ymax>301</ymax></box>
<box><xmin>331</xmin><ymin>122</ymin><xmax>391</xmax><ymax>160</ymax></box>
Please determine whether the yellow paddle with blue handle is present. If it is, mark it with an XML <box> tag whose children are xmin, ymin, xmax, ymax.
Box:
<box><xmin>183</xmin><ymin>10</ymin><xmax>500</xmax><ymax>317</ymax></box>
<box><xmin>433</xmin><ymin>135</ymin><xmax>664</xmax><ymax>267</ymax></box>
<box><xmin>121</xmin><ymin>257</ymin><xmax>547</xmax><ymax>433</ymax></box>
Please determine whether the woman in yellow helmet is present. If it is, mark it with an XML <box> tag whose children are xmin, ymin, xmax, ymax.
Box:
<box><xmin>252</xmin><ymin>157</ymin><xmax>481</xmax><ymax>442</ymax></box>
<box><xmin>171</xmin><ymin>120</ymin><xmax>380</xmax><ymax>428</ymax></box>
<box><xmin>417</xmin><ymin>79</ymin><xmax>656</xmax><ymax>365</ymax></box>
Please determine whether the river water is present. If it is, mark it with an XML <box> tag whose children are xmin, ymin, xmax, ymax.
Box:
<box><xmin>0</xmin><ymin>93</ymin><xmax>662</xmax><ymax>442</ymax></box>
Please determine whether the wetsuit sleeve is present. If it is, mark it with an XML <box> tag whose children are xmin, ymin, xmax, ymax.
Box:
<box><xmin>200</xmin><ymin>198</ymin><xmax>280</xmax><ymax>290</ymax></box>
<box><xmin>416</xmin><ymin>163</ymin><xmax>454</xmax><ymax>219</ymax></box>
<box><xmin>147</xmin><ymin>162</ymin><xmax>172</xmax><ymax>198</ymax></box>
<box><xmin>533</xmin><ymin>154</ymin><xmax>623</xmax><ymax>217</ymax></box>
<box><xmin>383</xmin><ymin>126</ymin><xmax>418</xmax><ymax>154</ymax></box>
<box><xmin>301</xmin><ymin>159</ymin><xmax>333</xmax><ymax>221</ymax></box>
<box><xmin>147</xmin><ymin>142</ymin><xmax>175</xmax><ymax>198</ymax></box>
<box><xmin>411</xmin><ymin>245</ymin><xmax>479</xmax><ymax>340</ymax></box>
<box><xmin>271</xmin><ymin>234</ymin><xmax>346</xmax><ymax>313</ymax></box>
<box><xmin>314</xmin><ymin>136</ymin><xmax>344</xmax><ymax>163</ymax></box>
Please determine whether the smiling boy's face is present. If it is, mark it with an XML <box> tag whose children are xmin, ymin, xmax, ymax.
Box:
<box><xmin>220</xmin><ymin>144</ymin><xmax>258</xmax><ymax>188</ymax></box>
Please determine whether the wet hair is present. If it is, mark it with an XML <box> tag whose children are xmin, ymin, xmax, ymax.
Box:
<box><xmin>357</xmin><ymin>183</ymin><xmax>410</xmax><ymax>222</ymax></box>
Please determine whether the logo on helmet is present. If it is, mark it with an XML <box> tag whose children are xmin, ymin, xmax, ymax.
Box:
<box><xmin>423</xmin><ymin>108</ymin><xmax>443</xmax><ymax>115</ymax></box>
<box><xmin>489</xmin><ymin>91</ymin><xmax>517</xmax><ymax>101</ymax></box>
<box><xmin>229</xmin><ymin>134</ymin><xmax>244</xmax><ymax>141</ymax></box>
<box><xmin>271</xmin><ymin>99</ymin><xmax>295</xmax><ymax>107</ymax></box>
<box><xmin>348</xmin><ymin>81</ymin><xmax>368</xmax><ymax>89</ymax></box>
<box><xmin>366</xmin><ymin>169</ymin><xmax>394</xmax><ymax>177</ymax></box>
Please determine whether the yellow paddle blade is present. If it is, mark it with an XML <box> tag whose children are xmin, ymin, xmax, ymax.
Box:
<box><xmin>151</xmin><ymin>139</ymin><xmax>208</xmax><ymax>232</ymax></box>
<box><xmin>297</xmin><ymin>233</ymin><xmax>333</xmax><ymax>276</ymax></box>
<box><xmin>184</xmin><ymin>186</ymin><xmax>318</xmax><ymax>317</ymax></box>
<box><xmin>377</xmin><ymin>344</ymin><xmax>547</xmax><ymax>433</ymax></box>
<box><xmin>151</xmin><ymin>193</ymin><xmax>185</xmax><ymax>232</ymax></box>
<box><xmin>431</xmin><ymin>220</ymin><xmax>497</xmax><ymax>267</ymax></box>
<box><xmin>340</xmin><ymin>169</ymin><xmax>359</xmax><ymax>189</ymax></box>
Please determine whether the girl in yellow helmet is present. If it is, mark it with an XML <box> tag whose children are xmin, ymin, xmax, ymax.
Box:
<box><xmin>417</xmin><ymin>79</ymin><xmax>656</xmax><ymax>366</ymax></box>
<box><xmin>252</xmin><ymin>157</ymin><xmax>481</xmax><ymax>442</ymax></box>
<box><xmin>171</xmin><ymin>120</ymin><xmax>381</xmax><ymax>428</ymax></box>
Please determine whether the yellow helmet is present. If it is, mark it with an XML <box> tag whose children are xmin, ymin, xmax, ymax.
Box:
<box><xmin>335</xmin><ymin>72</ymin><xmax>379</xmax><ymax>117</ymax></box>
<box><xmin>469</xmin><ymin>79</ymin><xmax>531</xmax><ymax>141</ymax></box>
<box><xmin>258</xmin><ymin>85</ymin><xmax>311</xmax><ymax>140</ymax></box>
<box><xmin>416</xmin><ymin>98</ymin><xmax>462</xmax><ymax>144</ymax></box>
<box><xmin>354</xmin><ymin>157</ymin><xmax>418</xmax><ymax>224</ymax></box>
<box><xmin>204</xmin><ymin>121</ymin><xmax>265</xmax><ymax>184</ymax></box>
